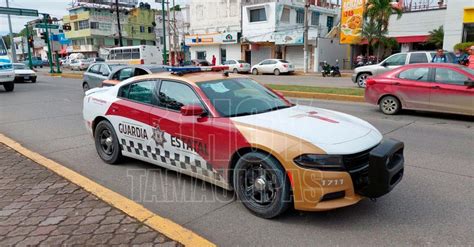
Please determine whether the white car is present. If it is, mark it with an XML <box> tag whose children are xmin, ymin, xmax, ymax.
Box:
<box><xmin>70</xmin><ymin>58</ymin><xmax>93</xmax><ymax>71</ymax></box>
<box><xmin>223</xmin><ymin>59</ymin><xmax>251</xmax><ymax>73</ymax></box>
<box><xmin>251</xmin><ymin>59</ymin><xmax>295</xmax><ymax>76</ymax></box>
<box><xmin>13</xmin><ymin>63</ymin><xmax>37</xmax><ymax>83</ymax></box>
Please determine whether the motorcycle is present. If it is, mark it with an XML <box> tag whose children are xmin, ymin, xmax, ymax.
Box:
<box><xmin>330</xmin><ymin>64</ymin><xmax>341</xmax><ymax>77</ymax></box>
<box><xmin>321</xmin><ymin>62</ymin><xmax>332</xmax><ymax>77</ymax></box>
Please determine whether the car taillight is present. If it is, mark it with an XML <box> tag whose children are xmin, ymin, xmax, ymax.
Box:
<box><xmin>283</xmin><ymin>64</ymin><xmax>288</xmax><ymax>68</ymax></box>
<box><xmin>240</xmin><ymin>64</ymin><xmax>243</xmax><ymax>68</ymax></box>
<box><xmin>366</xmin><ymin>78</ymin><xmax>376</xmax><ymax>86</ymax></box>
<box><xmin>140</xmin><ymin>59</ymin><xmax>144</xmax><ymax>64</ymax></box>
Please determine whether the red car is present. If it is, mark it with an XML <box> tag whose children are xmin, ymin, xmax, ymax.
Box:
<box><xmin>365</xmin><ymin>63</ymin><xmax>474</xmax><ymax>116</ymax></box>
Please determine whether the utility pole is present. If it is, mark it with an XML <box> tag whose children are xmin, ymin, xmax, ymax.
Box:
<box><xmin>115</xmin><ymin>0</ymin><xmax>123</xmax><ymax>47</ymax></box>
<box><xmin>167</xmin><ymin>1</ymin><xmax>171</xmax><ymax>65</ymax></box>
<box><xmin>161</xmin><ymin>0</ymin><xmax>167</xmax><ymax>65</ymax></box>
<box><xmin>25</xmin><ymin>24</ymin><xmax>33</xmax><ymax>69</ymax></box>
<box><xmin>6</xmin><ymin>0</ymin><xmax>17</xmax><ymax>62</ymax></box>
<box><xmin>43</xmin><ymin>14</ymin><xmax>55</xmax><ymax>73</ymax></box>
<box><xmin>303</xmin><ymin>0</ymin><xmax>310</xmax><ymax>73</ymax></box>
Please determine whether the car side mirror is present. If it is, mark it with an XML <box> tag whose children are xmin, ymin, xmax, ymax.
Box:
<box><xmin>381</xmin><ymin>62</ymin><xmax>388</xmax><ymax>67</ymax></box>
<box><xmin>464</xmin><ymin>79</ymin><xmax>474</xmax><ymax>88</ymax></box>
<box><xmin>180</xmin><ymin>104</ymin><xmax>206</xmax><ymax>116</ymax></box>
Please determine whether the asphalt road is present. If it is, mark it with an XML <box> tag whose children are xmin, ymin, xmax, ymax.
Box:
<box><xmin>0</xmin><ymin>76</ymin><xmax>473</xmax><ymax>246</ymax></box>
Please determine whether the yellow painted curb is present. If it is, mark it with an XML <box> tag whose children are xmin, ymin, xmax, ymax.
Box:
<box><xmin>40</xmin><ymin>72</ymin><xmax>83</xmax><ymax>79</ymax></box>
<box><xmin>277</xmin><ymin>90</ymin><xmax>365</xmax><ymax>102</ymax></box>
<box><xmin>0</xmin><ymin>133</ymin><xmax>215</xmax><ymax>247</ymax></box>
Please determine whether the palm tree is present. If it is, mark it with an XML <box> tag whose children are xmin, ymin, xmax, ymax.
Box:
<box><xmin>363</xmin><ymin>0</ymin><xmax>403</xmax><ymax>61</ymax></box>
<box><xmin>427</xmin><ymin>26</ymin><xmax>444</xmax><ymax>49</ymax></box>
<box><xmin>361</xmin><ymin>21</ymin><xmax>378</xmax><ymax>56</ymax></box>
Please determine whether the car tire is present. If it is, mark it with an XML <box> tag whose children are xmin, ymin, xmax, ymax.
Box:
<box><xmin>274</xmin><ymin>69</ymin><xmax>281</xmax><ymax>76</ymax></box>
<box><xmin>233</xmin><ymin>68</ymin><xmax>239</xmax><ymax>73</ymax></box>
<box><xmin>31</xmin><ymin>77</ymin><xmax>37</xmax><ymax>83</ymax></box>
<box><xmin>94</xmin><ymin>120</ymin><xmax>122</xmax><ymax>164</ymax></box>
<box><xmin>3</xmin><ymin>82</ymin><xmax>14</xmax><ymax>92</ymax></box>
<box><xmin>356</xmin><ymin>73</ymin><xmax>370</xmax><ymax>88</ymax></box>
<box><xmin>252</xmin><ymin>69</ymin><xmax>259</xmax><ymax>75</ymax></box>
<box><xmin>379</xmin><ymin>95</ymin><xmax>401</xmax><ymax>115</ymax></box>
<box><xmin>83</xmin><ymin>82</ymin><xmax>90</xmax><ymax>92</ymax></box>
<box><xmin>40</xmin><ymin>65</ymin><xmax>43</xmax><ymax>68</ymax></box>
<box><xmin>233</xmin><ymin>152</ymin><xmax>291</xmax><ymax>219</ymax></box>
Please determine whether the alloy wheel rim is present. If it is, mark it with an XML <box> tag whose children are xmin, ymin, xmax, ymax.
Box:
<box><xmin>358</xmin><ymin>75</ymin><xmax>367</xmax><ymax>87</ymax></box>
<box><xmin>241</xmin><ymin>163</ymin><xmax>277</xmax><ymax>206</ymax></box>
<box><xmin>382</xmin><ymin>99</ymin><xmax>397</xmax><ymax>113</ymax></box>
<box><xmin>99</xmin><ymin>129</ymin><xmax>114</xmax><ymax>155</ymax></box>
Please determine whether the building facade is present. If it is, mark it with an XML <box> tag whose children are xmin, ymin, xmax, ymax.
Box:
<box><xmin>443</xmin><ymin>0</ymin><xmax>474</xmax><ymax>50</ymax></box>
<box><xmin>186</xmin><ymin>0</ymin><xmax>243</xmax><ymax>65</ymax></box>
<box><xmin>63</xmin><ymin>1</ymin><xmax>156</xmax><ymax>57</ymax></box>
<box><xmin>242</xmin><ymin>0</ymin><xmax>338</xmax><ymax>69</ymax></box>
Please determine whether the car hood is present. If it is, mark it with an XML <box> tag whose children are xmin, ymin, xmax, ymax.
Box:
<box><xmin>15</xmin><ymin>69</ymin><xmax>35</xmax><ymax>74</ymax></box>
<box><xmin>231</xmin><ymin>105</ymin><xmax>382</xmax><ymax>154</ymax></box>
<box><xmin>354</xmin><ymin>64</ymin><xmax>382</xmax><ymax>72</ymax></box>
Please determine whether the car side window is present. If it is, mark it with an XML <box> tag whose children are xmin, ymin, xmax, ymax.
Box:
<box><xmin>435</xmin><ymin>68</ymin><xmax>468</xmax><ymax>86</ymax></box>
<box><xmin>123</xmin><ymin>80</ymin><xmax>155</xmax><ymax>104</ymax></box>
<box><xmin>158</xmin><ymin>81</ymin><xmax>203</xmax><ymax>111</ymax></box>
<box><xmin>268</xmin><ymin>60</ymin><xmax>277</xmax><ymax>64</ymax></box>
<box><xmin>99</xmin><ymin>65</ymin><xmax>109</xmax><ymax>76</ymax></box>
<box><xmin>409</xmin><ymin>53</ymin><xmax>428</xmax><ymax>64</ymax></box>
<box><xmin>119</xmin><ymin>68</ymin><xmax>134</xmax><ymax>81</ymax></box>
<box><xmin>89</xmin><ymin>64</ymin><xmax>100</xmax><ymax>74</ymax></box>
<box><xmin>384</xmin><ymin>54</ymin><xmax>407</xmax><ymax>66</ymax></box>
<box><xmin>398</xmin><ymin>68</ymin><xmax>430</xmax><ymax>81</ymax></box>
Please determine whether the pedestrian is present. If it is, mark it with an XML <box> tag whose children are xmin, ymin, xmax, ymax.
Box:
<box><xmin>453</xmin><ymin>48</ymin><xmax>468</xmax><ymax>65</ymax></box>
<box><xmin>211</xmin><ymin>55</ymin><xmax>216</xmax><ymax>66</ymax></box>
<box><xmin>468</xmin><ymin>46</ymin><xmax>474</xmax><ymax>69</ymax></box>
<box><xmin>431</xmin><ymin>49</ymin><xmax>447</xmax><ymax>63</ymax></box>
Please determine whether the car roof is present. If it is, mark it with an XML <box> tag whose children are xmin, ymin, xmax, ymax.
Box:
<box><xmin>120</xmin><ymin>71</ymin><xmax>248</xmax><ymax>86</ymax></box>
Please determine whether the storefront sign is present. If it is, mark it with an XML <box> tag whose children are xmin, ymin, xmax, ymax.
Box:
<box><xmin>185</xmin><ymin>32</ymin><xmax>239</xmax><ymax>46</ymax></box>
<box><xmin>340</xmin><ymin>0</ymin><xmax>365</xmax><ymax>44</ymax></box>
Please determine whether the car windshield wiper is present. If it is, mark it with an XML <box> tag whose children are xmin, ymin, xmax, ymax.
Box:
<box><xmin>228</xmin><ymin>111</ymin><xmax>258</xmax><ymax>117</ymax></box>
<box><xmin>262</xmin><ymin>105</ymin><xmax>292</xmax><ymax>113</ymax></box>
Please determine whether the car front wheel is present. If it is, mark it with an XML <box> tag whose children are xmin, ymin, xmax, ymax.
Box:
<box><xmin>380</xmin><ymin>95</ymin><xmax>401</xmax><ymax>115</ymax></box>
<box><xmin>94</xmin><ymin>120</ymin><xmax>122</xmax><ymax>164</ymax></box>
<box><xmin>252</xmin><ymin>69</ymin><xmax>259</xmax><ymax>75</ymax></box>
<box><xmin>356</xmin><ymin>73</ymin><xmax>370</xmax><ymax>88</ymax></box>
<box><xmin>274</xmin><ymin>69</ymin><xmax>280</xmax><ymax>76</ymax></box>
<box><xmin>3</xmin><ymin>82</ymin><xmax>14</xmax><ymax>92</ymax></box>
<box><xmin>233</xmin><ymin>152</ymin><xmax>291</xmax><ymax>219</ymax></box>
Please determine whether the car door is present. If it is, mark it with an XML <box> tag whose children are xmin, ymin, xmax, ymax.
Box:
<box><xmin>378</xmin><ymin>53</ymin><xmax>408</xmax><ymax>75</ymax></box>
<box><xmin>395</xmin><ymin>67</ymin><xmax>432</xmax><ymax>110</ymax></box>
<box><xmin>148</xmin><ymin>80</ymin><xmax>227</xmax><ymax>183</ymax></box>
<box><xmin>430</xmin><ymin>67</ymin><xmax>474</xmax><ymax>115</ymax></box>
<box><xmin>86</xmin><ymin>64</ymin><xmax>102</xmax><ymax>88</ymax></box>
<box><xmin>258</xmin><ymin>60</ymin><xmax>271</xmax><ymax>73</ymax></box>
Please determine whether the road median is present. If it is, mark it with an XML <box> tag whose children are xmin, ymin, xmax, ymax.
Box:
<box><xmin>268</xmin><ymin>84</ymin><xmax>365</xmax><ymax>102</ymax></box>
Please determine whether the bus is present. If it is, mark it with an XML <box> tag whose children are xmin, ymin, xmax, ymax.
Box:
<box><xmin>106</xmin><ymin>45</ymin><xmax>163</xmax><ymax>65</ymax></box>
<box><xmin>0</xmin><ymin>38</ymin><xmax>14</xmax><ymax>92</ymax></box>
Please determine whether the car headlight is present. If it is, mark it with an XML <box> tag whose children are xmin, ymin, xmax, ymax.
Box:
<box><xmin>294</xmin><ymin>154</ymin><xmax>344</xmax><ymax>171</ymax></box>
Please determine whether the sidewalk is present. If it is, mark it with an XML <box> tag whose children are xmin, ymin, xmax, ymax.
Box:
<box><xmin>0</xmin><ymin>143</ymin><xmax>180</xmax><ymax>246</ymax></box>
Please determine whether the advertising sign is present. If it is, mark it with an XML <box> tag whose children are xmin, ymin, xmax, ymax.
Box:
<box><xmin>340</xmin><ymin>0</ymin><xmax>365</xmax><ymax>44</ymax></box>
<box><xmin>185</xmin><ymin>32</ymin><xmax>239</xmax><ymax>46</ymax></box>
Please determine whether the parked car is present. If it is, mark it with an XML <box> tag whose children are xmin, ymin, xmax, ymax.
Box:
<box><xmin>13</xmin><ymin>63</ymin><xmax>37</xmax><ymax>83</ymax></box>
<box><xmin>251</xmin><ymin>59</ymin><xmax>294</xmax><ymax>75</ymax></box>
<box><xmin>70</xmin><ymin>58</ymin><xmax>93</xmax><ymax>71</ymax></box>
<box><xmin>23</xmin><ymin>57</ymin><xmax>43</xmax><ymax>68</ymax></box>
<box><xmin>191</xmin><ymin>59</ymin><xmax>212</xmax><ymax>66</ymax></box>
<box><xmin>82</xmin><ymin>63</ymin><xmax>124</xmax><ymax>91</ymax></box>
<box><xmin>365</xmin><ymin>63</ymin><xmax>474</xmax><ymax>116</ymax></box>
<box><xmin>223</xmin><ymin>59</ymin><xmax>251</xmax><ymax>73</ymax></box>
<box><xmin>100</xmin><ymin>65</ymin><xmax>170</xmax><ymax>87</ymax></box>
<box><xmin>352</xmin><ymin>51</ymin><xmax>456</xmax><ymax>88</ymax></box>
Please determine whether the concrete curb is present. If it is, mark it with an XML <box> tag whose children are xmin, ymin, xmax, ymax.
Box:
<box><xmin>292</xmin><ymin>71</ymin><xmax>352</xmax><ymax>77</ymax></box>
<box><xmin>41</xmin><ymin>72</ymin><xmax>83</xmax><ymax>79</ymax></box>
<box><xmin>277</xmin><ymin>90</ymin><xmax>365</xmax><ymax>102</ymax></box>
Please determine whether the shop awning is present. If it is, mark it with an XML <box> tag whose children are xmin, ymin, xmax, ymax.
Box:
<box><xmin>359</xmin><ymin>35</ymin><xmax>429</xmax><ymax>44</ymax></box>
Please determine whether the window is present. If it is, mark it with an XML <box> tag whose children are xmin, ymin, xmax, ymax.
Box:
<box><xmin>99</xmin><ymin>64</ymin><xmax>109</xmax><ymax>76</ymax></box>
<box><xmin>281</xmin><ymin>7</ymin><xmax>290</xmax><ymax>23</ymax></box>
<box><xmin>296</xmin><ymin>10</ymin><xmax>304</xmax><ymax>24</ymax></box>
<box><xmin>327</xmin><ymin>16</ymin><xmax>334</xmax><ymax>31</ymax></box>
<box><xmin>140</xmin><ymin>26</ymin><xmax>145</xmax><ymax>33</ymax></box>
<box><xmin>148</xmin><ymin>27</ymin><xmax>153</xmax><ymax>33</ymax></box>
<box><xmin>99</xmin><ymin>23</ymin><xmax>111</xmax><ymax>31</ymax></box>
<box><xmin>220</xmin><ymin>48</ymin><xmax>226</xmax><ymax>65</ymax></box>
<box><xmin>77</xmin><ymin>20</ymin><xmax>89</xmax><ymax>30</ymax></box>
<box><xmin>409</xmin><ymin>53</ymin><xmax>428</xmax><ymax>64</ymax></box>
<box><xmin>435</xmin><ymin>68</ymin><xmax>469</xmax><ymax>86</ymax></box>
<box><xmin>88</xmin><ymin>64</ymin><xmax>101</xmax><ymax>74</ymax></box>
<box><xmin>384</xmin><ymin>54</ymin><xmax>407</xmax><ymax>66</ymax></box>
<box><xmin>118</xmin><ymin>68</ymin><xmax>134</xmax><ymax>81</ymax></box>
<box><xmin>90</xmin><ymin>22</ymin><xmax>99</xmax><ymax>29</ymax></box>
<box><xmin>122</xmin><ymin>48</ymin><xmax>132</xmax><ymax>60</ymax></box>
<box><xmin>74</xmin><ymin>22</ymin><xmax>79</xmax><ymax>31</ymax></box>
<box><xmin>159</xmin><ymin>81</ymin><xmax>203</xmax><ymax>111</ymax></box>
<box><xmin>197</xmin><ymin>51</ymin><xmax>206</xmax><ymax>60</ymax></box>
<box><xmin>311</xmin><ymin>12</ymin><xmax>320</xmax><ymax>26</ymax></box>
<box><xmin>250</xmin><ymin>8</ymin><xmax>266</xmax><ymax>22</ymax></box>
<box><xmin>126</xmin><ymin>81</ymin><xmax>155</xmax><ymax>104</ymax></box>
<box><xmin>398</xmin><ymin>68</ymin><xmax>429</xmax><ymax>81</ymax></box>
<box><xmin>132</xmin><ymin>48</ymin><xmax>140</xmax><ymax>59</ymax></box>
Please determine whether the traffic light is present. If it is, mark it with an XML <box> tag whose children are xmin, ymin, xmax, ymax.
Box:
<box><xmin>39</xmin><ymin>32</ymin><xmax>48</xmax><ymax>41</ymax></box>
<box><xmin>28</xmin><ymin>36</ymin><xmax>34</xmax><ymax>48</ymax></box>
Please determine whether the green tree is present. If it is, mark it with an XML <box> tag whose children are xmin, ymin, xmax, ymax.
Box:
<box><xmin>361</xmin><ymin>21</ymin><xmax>377</xmax><ymax>56</ymax></box>
<box><xmin>427</xmin><ymin>26</ymin><xmax>444</xmax><ymax>49</ymax></box>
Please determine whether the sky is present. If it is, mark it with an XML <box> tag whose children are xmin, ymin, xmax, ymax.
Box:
<box><xmin>0</xmin><ymin>0</ymin><xmax>186</xmax><ymax>35</ymax></box>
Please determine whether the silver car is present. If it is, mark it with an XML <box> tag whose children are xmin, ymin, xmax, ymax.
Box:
<box><xmin>82</xmin><ymin>63</ymin><xmax>123</xmax><ymax>91</ymax></box>
<box><xmin>352</xmin><ymin>51</ymin><xmax>455</xmax><ymax>87</ymax></box>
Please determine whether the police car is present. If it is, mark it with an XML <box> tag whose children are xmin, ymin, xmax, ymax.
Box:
<box><xmin>83</xmin><ymin>66</ymin><xmax>405</xmax><ymax>218</ymax></box>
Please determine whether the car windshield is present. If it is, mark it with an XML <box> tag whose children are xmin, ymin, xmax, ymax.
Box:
<box><xmin>197</xmin><ymin>78</ymin><xmax>291</xmax><ymax>117</ymax></box>
<box><xmin>13</xmin><ymin>64</ymin><xmax>26</xmax><ymax>70</ymax></box>
<box><xmin>237</xmin><ymin>60</ymin><xmax>246</xmax><ymax>63</ymax></box>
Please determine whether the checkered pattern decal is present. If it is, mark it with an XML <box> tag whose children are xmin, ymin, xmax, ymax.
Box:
<box><xmin>120</xmin><ymin>139</ymin><xmax>224</xmax><ymax>182</ymax></box>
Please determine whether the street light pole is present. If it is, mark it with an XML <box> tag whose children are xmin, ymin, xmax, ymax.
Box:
<box><xmin>6</xmin><ymin>0</ymin><xmax>17</xmax><ymax>62</ymax></box>
<box><xmin>161</xmin><ymin>0</ymin><xmax>167</xmax><ymax>65</ymax></box>
<box><xmin>303</xmin><ymin>0</ymin><xmax>310</xmax><ymax>73</ymax></box>
<box><xmin>25</xmin><ymin>24</ymin><xmax>33</xmax><ymax>69</ymax></box>
<box><xmin>115</xmin><ymin>0</ymin><xmax>123</xmax><ymax>47</ymax></box>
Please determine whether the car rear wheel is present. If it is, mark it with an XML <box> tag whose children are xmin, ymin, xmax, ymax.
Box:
<box><xmin>83</xmin><ymin>82</ymin><xmax>90</xmax><ymax>92</ymax></box>
<box><xmin>94</xmin><ymin>120</ymin><xmax>122</xmax><ymax>164</ymax></box>
<box><xmin>3</xmin><ymin>82</ymin><xmax>14</xmax><ymax>92</ymax></box>
<box><xmin>356</xmin><ymin>73</ymin><xmax>370</xmax><ymax>88</ymax></box>
<box><xmin>380</xmin><ymin>95</ymin><xmax>401</xmax><ymax>115</ymax></box>
<box><xmin>233</xmin><ymin>68</ymin><xmax>239</xmax><ymax>73</ymax></box>
<box><xmin>233</xmin><ymin>152</ymin><xmax>291</xmax><ymax>219</ymax></box>
<box><xmin>274</xmin><ymin>69</ymin><xmax>281</xmax><ymax>76</ymax></box>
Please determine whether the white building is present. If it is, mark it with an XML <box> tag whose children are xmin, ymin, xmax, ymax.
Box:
<box><xmin>443</xmin><ymin>0</ymin><xmax>474</xmax><ymax>50</ymax></box>
<box><xmin>241</xmin><ymin>0</ymin><xmax>338</xmax><ymax>70</ymax></box>
<box><xmin>186</xmin><ymin>0</ymin><xmax>243</xmax><ymax>64</ymax></box>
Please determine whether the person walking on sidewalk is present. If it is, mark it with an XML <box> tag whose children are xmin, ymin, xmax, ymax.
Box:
<box><xmin>211</xmin><ymin>55</ymin><xmax>216</xmax><ymax>66</ymax></box>
<box><xmin>432</xmin><ymin>49</ymin><xmax>447</xmax><ymax>63</ymax></box>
